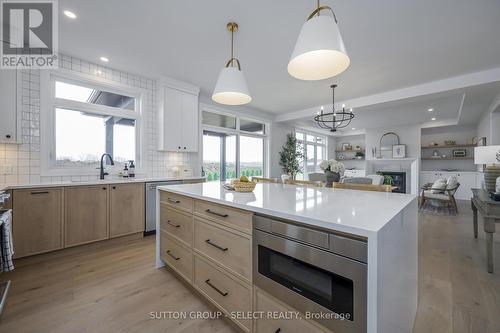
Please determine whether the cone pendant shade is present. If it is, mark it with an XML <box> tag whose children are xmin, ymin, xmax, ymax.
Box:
<box><xmin>212</xmin><ymin>22</ymin><xmax>252</xmax><ymax>106</ymax></box>
<box><xmin>288</xmin><ymin>15</ymin><xmax>350</xmax><ymax>80</ymax></box>
<box><xmin>212</xmin><ymin>66</ymin><xmax>252</xmax><ymax>105</ymax></box>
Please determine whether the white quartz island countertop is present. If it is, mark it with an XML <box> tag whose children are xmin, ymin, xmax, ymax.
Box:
<box><xmin>157</xmin><ymin>181</ymin><xmax>417</xmax><ymax>237</ymax></box>
<box><xmin>157</xmin><ymin>181</ymin><xmax>419</xmax><ymax>333</ymax></box>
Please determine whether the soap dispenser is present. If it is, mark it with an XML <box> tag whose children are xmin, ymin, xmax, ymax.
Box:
<box><xmin>129</xmin><ymin>160</ymin><xmax>135</xmax><ymax>178</ymax></box>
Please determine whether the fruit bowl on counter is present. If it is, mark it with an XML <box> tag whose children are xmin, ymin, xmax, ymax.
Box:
<box><xmin>224</xmin><ymin>176</ymin><xmax>257</xmax><ymax>192</ymax></box>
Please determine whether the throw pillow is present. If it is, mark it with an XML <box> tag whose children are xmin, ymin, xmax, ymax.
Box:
<box><xmin>431</xmin><ymin>178</ymin><xmax>447</xmax><ymax>194</ymax></box>
<box><xmin>446</xmin><ymin>176</ymin><xmax>459</xmax><ymax>190</ymax></box>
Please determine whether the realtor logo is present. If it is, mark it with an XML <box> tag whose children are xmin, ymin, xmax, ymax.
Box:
<box><xmin>1</xmin><ymin>0</ymin><xmax>58</xmax><ymax>68</ymax></box>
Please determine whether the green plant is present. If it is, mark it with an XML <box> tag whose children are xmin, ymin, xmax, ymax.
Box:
<box><xmin>279</xmin><ymin>133</ymin><xmax>305</xmax><ymax>180</ymax></box>
<box><xmin>376</xmin><ymin>172</ymin><xmax>394</xmax><ymax>185</ymax></box>
<box><xmin>355</xmin><ymin>151</ymin><xmax>364</xmax><ymax>158</ymax></box>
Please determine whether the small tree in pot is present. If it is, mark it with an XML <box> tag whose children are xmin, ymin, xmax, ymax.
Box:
<box><xmin>279</xmin><ymin>133</ymin><xmax>304</xmax><ymax>181</ymax></box>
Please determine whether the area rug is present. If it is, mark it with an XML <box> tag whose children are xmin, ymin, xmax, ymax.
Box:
<box><xmin>419</xmin><ymin>200</ymin><xmax>457</xmax><ymax>216</ymax></box>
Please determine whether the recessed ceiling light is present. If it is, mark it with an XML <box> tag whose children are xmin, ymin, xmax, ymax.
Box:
<box><xmin>431</xmin><ymin>117</ymin><xmax>436</xmax><ymax>121</ymax></box>
<box><xmin>351</xmin><ymin>127</ymin><xmax>356</xmax><ymax>130</ymax></box>
<box><xmin>63</xmin><ymin>10</ymin><xmax>77</xmax><ymax>19</ymax></box>
<box><xmin>100</xmin><ymin>56</ymin><xmax>109</xmax><ymax>63</ymax></box>
<box><xmin>427</xmin><ymin>108</ymin><xmax>434</xmax><ymax>112</ymax></box>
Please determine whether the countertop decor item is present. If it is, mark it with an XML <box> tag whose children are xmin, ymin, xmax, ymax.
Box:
<box><xmin>230</xmin><ymin>180</ymin><xmax>257</xmax><ymax>193</ymax></box>
<box><xmin>378</xmin><ymin>132</ymin><xmax>400</xmax><ymax>158</ymax></box>
<box><xmin>320</xmin><ymin>159</ymin><xmax>345</xmax><ymax>186</ymax></box>
<box><xmin>392</xmin><ymin>144</ymin><xmax>406</xmax><ymax>158</ymax></box>
<box><xmin>444</xmin><ymin>140</ymin><xmax>456</xmax><ymax>146</ymax></box>
<box><xmin>314</xmin><ymin>84</ymin><xmax>354</xmax><ymax>132</ymax></box>
<box><xmin>212</xmin><ymin>22</ymin><xmax>251</xmax><ymax>105</ymax></box>
<box><xmin>474</xmin><ymin>145</ymin><xmax>500</xmax><ymax>192</ymax></box>
<box><xmin>279</xmin><ymin>133</ymin><xmax>305</xmax><ymax>180</ymax></box>
<box><xmin>288</xmin><ymin>0</ymin><xmax>350</xmax><ymax>80</ymax></box>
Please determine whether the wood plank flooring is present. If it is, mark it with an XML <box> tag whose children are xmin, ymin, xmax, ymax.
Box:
<box><xmin>0</xmin><ymin>200</ymin><xmax>499</xmax><ymax>333</ymax></box>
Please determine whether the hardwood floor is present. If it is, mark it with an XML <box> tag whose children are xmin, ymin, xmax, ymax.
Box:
<box><xmin>0</xmin><ymin>235</ymin><xmax>236</xmax><ymax>333</ymax></box>
<box><xmin>1</xmin><ymin>200</ymin><xmax>499</xmax><ymax>333</ymax></box>
<box><xmin>414</xmin><ymin>200</ymin><xmax>500</xmax><ymax>333</ymax></box>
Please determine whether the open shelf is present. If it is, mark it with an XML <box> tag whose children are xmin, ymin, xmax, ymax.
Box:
<box><xmin>339</xmin><ymin>158</ymin><xmax>365</xmax><ymax>161</ymax></box>
<box><xmin>422</xmin><ymin>157</ymin><xmax>474</xmax><ymax>160</ymax></box>
<box><xmin>421</xmin><ymin>144</ymin><xmax>477</xmax><ymax>149</ymax></box>
<box><xmin>335</xmin><ymin>149</ymin><xmax>365</xmax><ymax>153</ymax></box>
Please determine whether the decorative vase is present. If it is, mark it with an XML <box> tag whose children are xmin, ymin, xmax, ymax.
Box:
<box><xmin>281</xmin><ymin>174</ymin><xmax>290</xmax><ymax>183</ymax></box>
<box><xmin>484</xmin><ymin>166</ymin><xmax>500</xmax><ymax>192</ymax></box>
<box><xmin>325</xmin><ymin>171</ymin><xmax>340</xmax><ymax>187</ymax></box>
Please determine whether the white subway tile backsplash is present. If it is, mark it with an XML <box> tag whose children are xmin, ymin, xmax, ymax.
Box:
<box><xmin>0</xmin><ymin>53</ymin><xmax>194</xmax><ymax>187</ymax></box>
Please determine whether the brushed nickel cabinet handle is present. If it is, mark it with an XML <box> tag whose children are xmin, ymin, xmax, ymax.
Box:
<box><xmin>205</xmin><ymin>209</ymin><xmax>228</xmax><ymax>218</ymax></box>
<box><xmin>166</xmin><ymin>250</ymin><xmax>180</xmax><ymax>261</ymax></box>
<box><xmin>30</xmin><ymin>191</ymin><xmax>49</xmax><ymax>195</ymax></box>
<box><xmin>166</xmin><ymin>220</ymin><xmax>181</xmax><ymax>228</ymax></box>
<box><xmin>167</xmin><ymin>198</ymin><xmax>180</xmax><ymax>204</ymax></box>
<box><xmin>205</xmin><ymin>239</ymin><xmax>228</xmax><ymax>252</ymax></box>
<box><xmin>205</xmin><ymin>279</ymin><xmax>228</xmax><ymax>296</ymax></box>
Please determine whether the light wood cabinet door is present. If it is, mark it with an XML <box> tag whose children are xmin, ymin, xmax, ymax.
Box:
<box><xmin>13</xmin><ymin>188</ymin><xmax>63</xmax><ymax>258</ymax></box>
<box><xmin>110</xmin><ymin>183</ymin><xmax>144</xmax><ymax>237</ymax></box>
<box><xmin>65</xmin><ymin>186</ymin><xmax>109</xmax><ymax>247</ymax></box>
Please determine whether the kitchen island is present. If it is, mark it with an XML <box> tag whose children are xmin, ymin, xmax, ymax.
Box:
<box><xmin>156</xmin><ymin>182</ymin><xmax>418</xmax><ymax>333</ymax></box>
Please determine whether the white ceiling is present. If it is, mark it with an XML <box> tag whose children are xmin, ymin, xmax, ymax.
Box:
<box><xmin>58</xmin><ymin>0</ymin><xmax>500</xmax><ymax>114</ymax></box>
<box><xmin>289</xmin><ymin>81</ymin><xmax>500</xmax><ymax>135</ymax></box>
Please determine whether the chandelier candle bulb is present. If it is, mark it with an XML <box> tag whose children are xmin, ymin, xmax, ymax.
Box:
<box><xmin>314</xmin><ymin>84</ymin><xmax>354</xmax><ymax>132</ymax></box>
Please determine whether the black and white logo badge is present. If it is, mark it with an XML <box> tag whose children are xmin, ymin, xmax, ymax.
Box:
<box><xmin>1</xmin><ymin>0</ymin><xmax>58</xmax><ymax>68</ymax></box>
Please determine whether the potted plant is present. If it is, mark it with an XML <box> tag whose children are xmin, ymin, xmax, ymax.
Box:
<box><xmin>279</xmin><ymin>133</ymin><xmax>304</xmax><ymax>181</ymax></box>
<box><xmin>320</xmin><ymin>159</ymin><xmax>345</xmax><ymax>186</ymax></box>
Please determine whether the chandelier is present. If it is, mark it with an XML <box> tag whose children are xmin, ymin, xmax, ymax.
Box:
<box><xmin>314</xmin><ymin>84</ymin><xmax>354</xmax><ymax>132</ymax></box>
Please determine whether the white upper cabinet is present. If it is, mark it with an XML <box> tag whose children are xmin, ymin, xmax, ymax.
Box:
<box><xmin>0</xmin><ymin>54</ymin><xmax>20</xmax><ymax>143</ymax></box>
<box><xmin>158</xmin><ymin>78</ymin><xmax>200</xmax><ymax>152</ymax></box>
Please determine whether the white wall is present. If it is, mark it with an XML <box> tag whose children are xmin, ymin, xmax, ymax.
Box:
<box><xmin>269</xmin><ymin>123</ymin><xmax>294</xmax><ymax>178</ymax></box>
<box><xmin>421</xmin><ymin>125</ymin><xmax>477</xmax><ymax>171</ymax></box>
<box><xmin>333</xmin><ymin>134</ymin><xmax>366</xmax><ymax>169</ymax></box>
<box><xmin>492</xmin><ymin>110</ymin><xmax>500</xmax><ymax>145</ymax></box>
<box><xmin>365</xmin><ymin>125</ymin><xmax>421</xmax><ymax>159</ymax></box>
<box><xmin>0</xmin><ymin>54</ymin><xmax>192</xmax><ymax>186</ymax></box>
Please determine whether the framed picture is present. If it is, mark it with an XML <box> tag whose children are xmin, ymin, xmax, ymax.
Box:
<box><xmin>392</xmin><ymin>144</ymin><xmax>406</xmax><ymax>158</ymax></box>
<box><xmin>341</xmin><ymin>143</ymin><xmax>351</xmax><ymax>151</ymax></box>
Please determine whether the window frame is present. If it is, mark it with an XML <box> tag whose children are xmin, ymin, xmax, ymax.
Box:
<box><xmin>40</xmin><ymin>69</ymin><xmax>145</xmax><ymax>177</ymax></box>
<box><xmin>295</xmin><ymin>129</ymin><xmax>327</xmax><ymax>179</ymax></box>
<box><xmin>201</xmin><ymin>106</ymin><xmax>269</xmax><ymax>181</ymax></box>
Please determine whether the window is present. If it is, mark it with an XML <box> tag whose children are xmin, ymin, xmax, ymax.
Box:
<box><xmin>41</xmin><ymin>71</ymin><xmax>142</xmax><ymax>175</ymax></box>
<box><xmin>295</xmin><ymin>131</ymin><xmax>327</xmax><ymax>180</ymax></box>
<box><xmin>202</xmin><ymin>110</ymin><xmax>267</xmax><ymax>181</ymax></box>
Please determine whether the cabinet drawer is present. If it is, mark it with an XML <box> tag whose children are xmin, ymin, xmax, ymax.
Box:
<box><xmin>255</xmin><ymin>288</ymin><xmax>328</xmax><ymax>333</ymax></box>
<box><xmin>160</xmin><ymin>205</ymin><xmax>193</xmax><ymax>246</ymax></box>
<box><xmin>160</xmin><ymin>231</ymin><xmax>193</xmax><ymax>283</ymax></box>
<box><xmin>194</xmin><ymin>218</ymin><xmax>251</xmax><ymax>282</ymax></box>
<box><xmin>194</xmin><ymin>255</ymin><xmax>252</xmax><ymax>332</ymax></box>
<box><xmin>160</xmin><ymin>191</ymin><xmax>193</xmax><ymax>213</ymax></box>
<box><xmin>194</xmin><ymin>200</ymin><xmax>252</xmax><ymax>233</ymax></box>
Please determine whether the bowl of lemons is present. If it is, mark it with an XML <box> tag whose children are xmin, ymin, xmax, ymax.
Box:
<box><xmin>231</xmin><ymin>176</ymin><xmax>257</xmax><ymax>193</ymax></box>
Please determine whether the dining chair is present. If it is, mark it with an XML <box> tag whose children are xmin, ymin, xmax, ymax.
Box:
<box><xmin>333</xmin><ymin>182</ymin><xmax>394</xmax><ymax>192</ymax></box>
<box><xmin>252</xmin><ymin>177</ymin><xmax>278</xmax><ymax>184</ymax></box>
<box><xmin>284</xmin><ymin>179</ymin><xmax>325</xmax><ymax>188</ymax></box>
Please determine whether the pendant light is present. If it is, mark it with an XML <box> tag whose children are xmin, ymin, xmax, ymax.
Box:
<box><xmin>212</xmin><ymin>22</ymin><xmax>252</xmax><ymax>106</ymax></box>
<box><xmin>314</xmin><ymin>84</ymin><xmax>354</xmax><ymax>132</ymax></box>
<box><xmin>288</xmin><ymin>1</ymin><xmax>350</xmax><ymax>80</ymax></box>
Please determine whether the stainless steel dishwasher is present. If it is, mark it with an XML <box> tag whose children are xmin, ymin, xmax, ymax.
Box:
<box><xmin>145</xmin><ymin>181</ymin><xmax>182</xmax><ymax>234</ymax></box>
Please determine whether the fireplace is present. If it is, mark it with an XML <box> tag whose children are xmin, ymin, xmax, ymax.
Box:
<box><xmin>378</xmin><ymin>171</ymin><xmax>407</xmax><ymax>193</ymax></box>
